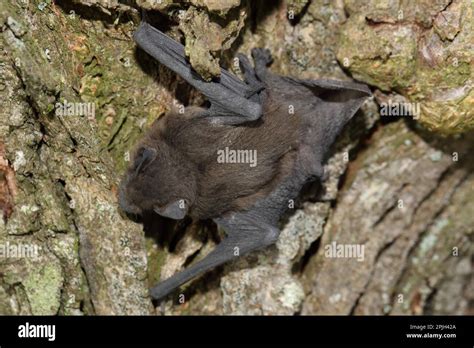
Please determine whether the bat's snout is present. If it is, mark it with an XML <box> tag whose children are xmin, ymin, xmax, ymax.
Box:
<box><xmin>118</xmin><ymin>176</ymin><xmax>142</xmax><ymax>217</ymax></box>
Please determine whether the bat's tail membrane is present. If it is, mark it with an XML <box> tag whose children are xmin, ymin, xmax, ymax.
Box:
<box><xmin>133</xmin><ymin>22</ymin><xmax>262</xmax><ymax>122</ymax></box>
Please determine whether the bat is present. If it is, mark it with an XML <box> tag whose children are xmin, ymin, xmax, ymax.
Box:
<box><xmin>119</xmin><ymin>20</ymin><xmax>371</xmax><ymax>301</ymax></box>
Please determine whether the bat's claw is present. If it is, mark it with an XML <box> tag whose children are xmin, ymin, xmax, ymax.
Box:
<box><xmin>251</xmin><ymin>48</ymin><xmax>272</xmax><ymax>80</ymax></box>
<box><xmin>251</xmin><ymin>48</ymin><xmax>273</xmax><ymax>67</ymax></box>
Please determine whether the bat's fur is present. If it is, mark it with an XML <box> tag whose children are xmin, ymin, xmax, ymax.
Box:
<box><xmin>120</xmin><ymin>94</ymin><xmax>299</xmax><ymax>220</ymax></box>
<box><xmin>119</xmin><ymin>21</ymin><xmax>371</xmax><ymax>300</ymax></box>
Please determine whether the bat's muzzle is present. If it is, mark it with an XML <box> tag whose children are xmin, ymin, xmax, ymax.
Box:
<box><xmin>118</xmin><ymin>176</ymin><xmax>142</xmax><ymax>216</ymax></box>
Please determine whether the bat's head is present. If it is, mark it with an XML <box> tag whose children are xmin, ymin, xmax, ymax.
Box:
<box><xmin>118</xmin><ymin>123</ymin><xmax>197</xmax><ymax>220</ymax></box>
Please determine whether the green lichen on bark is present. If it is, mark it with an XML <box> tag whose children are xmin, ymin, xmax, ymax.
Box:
<box><xmin>0</xmin><ymin>0</ymin><xmax>151</xmax><ymax>315</ymax></box>
<box><xmin>337</xmin><ymin>0</ymin><xmax>473</xmax><ymax>134</ymax></box>
<box><xmin>0</xmin><ymin>0</ymin><xmax>472</xmax><ymax>316</ymax></box>
<box><xmin>22</xmin><ymin>260</ymin><xmax>63</xmax><ymax>315</ymax></box>
<box><xmin>136</xmin><ymin>0</ymin><xmax>247</xmax><ymax>81</ymax></box>
<box><xmin>179</xmin><ymin>6</ymin><xmax>247</xmax><ymax>80</ymax></box>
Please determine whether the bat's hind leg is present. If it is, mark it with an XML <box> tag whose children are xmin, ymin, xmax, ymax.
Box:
<box><xmin>214</xmin><ymin>211</ymin><xmax>280</xmax><ymax>253</ymax></box>
<box><xmin>149</xmin><ymin>211</ymin><xmax>280</xmax><ymax>300</ymax></box>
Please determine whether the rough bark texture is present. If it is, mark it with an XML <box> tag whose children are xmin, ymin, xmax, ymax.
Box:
<box><xmin>0</xmin><ymin>0</ymin><xmax>472</xmax><ymax>315</ymax></box>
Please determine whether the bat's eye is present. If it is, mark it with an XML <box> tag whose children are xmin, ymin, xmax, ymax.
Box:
<box><xmin>133</xmin><ymin>147</ymin><xmax>157</xmax><ymax>176</ymax></box>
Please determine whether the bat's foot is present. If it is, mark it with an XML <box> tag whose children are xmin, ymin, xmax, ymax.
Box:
<box><xmin>236</xmin><ymin>52</ymin><xmax>265</xmax><ymax>102</ymax></box>
<box><xmin>251</xmin><ymin>48</ymin><xmax>273</xmax><ymax>80</ymax></box>
<box><xmin>251</xmin><ymin>48</ymin><xmax>273</xmax><ymax>67</ymax></box>
<box><xmin>135</xmin><ymin>21</ymin><xmax>263</xmax><ymax>124</ymax></box>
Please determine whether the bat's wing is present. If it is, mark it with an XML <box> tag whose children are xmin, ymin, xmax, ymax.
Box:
<box><xmin>263</xmin><ymin>74</ymin><xmax>371</xmax><ymax>178</ymax></box>
<box><xmin>149</xmin><ymin>210</ymin><xmax>279</xmax><ymax>300</ymax></box>
<box><xmin>249</xmin><ymin>48</ymin><xmax>371</xmax><ymax>163</ymax></box>
<box><xmin>275</xmin><ymin>76</ymin><xmax>372</xmax><ymax>124</ymax></box>
<box><xmin>134</xmin><ymin>22</ymin><xmax>263</xmax><ymax>125</ymax></box>
<box><xmin>296</xmin><ymin>77</ymin><xmax>372</xmax><ymax>158</ymax></box>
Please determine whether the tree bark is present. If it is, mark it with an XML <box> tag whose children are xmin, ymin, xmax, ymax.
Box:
<box><xmin>0</xmin><ymin>0</ymin><xmax>472</xmax><ymax>315</ymax></box>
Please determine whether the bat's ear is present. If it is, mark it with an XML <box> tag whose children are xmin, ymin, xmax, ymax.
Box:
<box><xmin>133</xmin><ymin>147</ymin><xmax>157</xmax><ymax>176</ymax></box>
<box><xmin>154</xmin><ymin>199</ymin><xmax>188</xmax><ymax>220</ymax></box>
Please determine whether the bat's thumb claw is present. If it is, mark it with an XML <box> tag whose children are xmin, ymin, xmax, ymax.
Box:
<box><xmin>140</xmin><ymin>8</ymin><xmax>149</xmax><ymax>23</ymax></box>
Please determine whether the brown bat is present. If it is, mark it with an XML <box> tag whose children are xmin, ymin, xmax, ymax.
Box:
<box><xmin>119</xmin><ymin>21</ymin><xmax>371</xmax><ymax>300</ymax></box>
